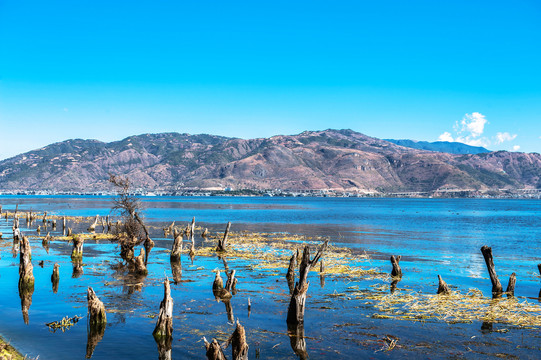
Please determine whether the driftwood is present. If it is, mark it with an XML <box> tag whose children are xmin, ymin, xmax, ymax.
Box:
<box><xmin>437</xmin><ymin>275</ymin><xmax>450</xmax><ymax>295</ymax></box>
<box><xmin>480</xmin><ymin>245</ymin><xmax>503</xmax><ymax>298</ymax></box>
<box><xmin>204</xmin><ymin>338</ymin><xmax>227</xmax><ymax>360</ymax></box>
<box><xmin>506</xmin><ymin>272</ymin><xmax>516</xmax><ymax>298</ymax></box>
<box><xmin>390</xmin><ymin>255</ymin><xmax>402</xmax><ymax>278</ymax></box>
<box><xmin>153</xmin><ymin>279</ymin><xmax>173</xmax><ymax>347</ymax></box>
<box><xmin>171</xmin><ymin>234</ymin><xmax>183</xmax><ymax>262</ymax></box>
<box><xmin>52</xmin><ymin>263</ymin><xmax>60</xmax><ymax>293</ymax></box>
<box><xmin>216</xmin><ymin>222</ymin><xmax>231</xmax><ymax>252</ymax></box>
<box><xmin>287</xmin><ymin>240</ymin><xmax>328</xmax><ymax>325</ymax></box>
<box><xmin>87</xmin><ymin>287</ymin><xmax>107</xmax><ymax>327</ymax></box>
<box><xmin>71</xmin><ymin>235</ymin><xmax>84</xmax><ymax>260</ymax></box>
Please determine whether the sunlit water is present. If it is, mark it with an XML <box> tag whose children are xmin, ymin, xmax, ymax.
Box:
<box><xmin>0</xmin><ymin>196</ymin><xmax>540</xmax><ymax>359</ymax></box>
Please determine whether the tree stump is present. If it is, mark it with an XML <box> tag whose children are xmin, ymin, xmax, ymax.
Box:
<box><xmin>52</xmin><ymin>263</ymin><xmax>60</xmax><ymax>294</ymax></box>
<box><xmin>390</xmin><ymin>255</ymin><xmax>402</xmax><ymax>278</ymax></box>
<box><xmin>287</xmin><ymin>240</ymin><xmax>328</xmax><ymax>325</ymax></box>
<box><xmin>132</xmin><ymin>248</ymin><xmax>148</xmax><ymax>275</ymax></box>
<box><xmin>204</xmin><ymin>338</ymin><xmax>227</xmax><ymax>360</ymax></box>
<box><xmin>216</xmin><ymin>222</ymin><xmax>231</xmax><ymax>252</ymax></box>
<box><xmin>19</xmin><ymin>236</ymin><xmax>34</xmax><ymax>290</ymax></box>
<box><xmin>230</xmin><ymin>320</ymin><xmax>248</xmax><ymax>360</ymax></box>
<box><xmin>171</xmin><ymin>234</ymin><xmax>183</xmax><ymax>262</ymax></box>
<box><xmin>87</xmin><ymin>287</ymin><xmax>107</xmax><ymax>328</ymax></box>
<box><xmin>153</xmin><ymin>279</ymin><xmax>174</xmax><ymax>339</ymax></box>
<box><xmin>190</xmin><ymin>217</ymin><xmax>195</xmax><ymax>237</ymax></box>
<box><xmin>286</xmin><ymin>251</ymin><xmax>296</xmax><ymax>283</ymax></box>
<box><xmin>202</xmin><ymin>228</ymin><xmax>209</xmax><ymax>238</ymax></box>
<box><xmin>71</xmin><ymin>235</ymin><xmax>84</xmax><ymax>260</ymax></box>
<box><xmin>212</xmin><ymin>270</ymin><xmax>232</xmax><ymax>299</ymax></box>
<box><xmin>87</xmin><ymin>215</ymin><xmax>99</xmax><ymax>233</ymax></box>
<box><xmin>480</xmin><ymin>245</ymin><xmax>503</xmax><ymax>298</ymax></box>
<box><xmin>506</xmin><ymin>272</ymin><xmax>516</xmax><ymax>298</ymax></box>
<box><xmin>437</xmin><ymin>275</ymin><xmax>450</xmax><ymax>295</ymax></box>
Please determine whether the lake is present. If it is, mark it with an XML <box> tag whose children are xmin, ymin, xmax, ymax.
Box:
<box><xmin>0</xmin><ymin>196</ymin><xmax>540</xmax><ymax>359</ymax></box>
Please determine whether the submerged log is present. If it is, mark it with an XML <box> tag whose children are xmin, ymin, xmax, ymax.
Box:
<box><xmin>480</xmin><ymin>245</ymin><xmax>503</xmax><ymax>298</ymax></box>
<box><xmin>390</xmin><ymin>255</ymin><xmax>402</xmax><ymax>278</ymax></box>
<box><xmin>506</xmin><ymin>272</ymin><xmax>516</xmax><ymax>298</ymax></box>
<box><xmin>216</xmin><ymin>222</ymin><xmax>231</xmax><ymax>252</ymax></box>
<box><xmin>171</xmin><ymin>234</ymin><xmax>183</xmax><ymax>262</ymax></box>
<box><xmin>153</xmin><ymin>279</ymin><xmax>174</xmax><ymax>339</ymax></box>
<box><xmin>52</xmin><ymin>263</ymin><xmax>60</xmax><ymax>293</ymax></box>
<box><xmin>437</xmin><ymin>275</ymin><xmax>450</xmax><ymax>295</ymax></box>
<box><xmin>71</xmin><ymin>235</ymin><xmax>84</xmax><ymax>260</ymax></box>
<box><xmin>87</xmin><ymin>287</ymin><xmax>106</xmax><ymax>328</ymax></box>
<box><xmin>287</xmin><ymin>240</ymin><xmax>328</xmax><ymax>325</ymax></box>
<box><xmin>204</xmin><ymin>338</ymin><xmax>227</xmax><ymax>360</ymax></box>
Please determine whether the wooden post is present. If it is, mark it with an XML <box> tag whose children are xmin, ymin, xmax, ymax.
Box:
<box><xmin>480</xmin><ymin>245</ymin><xmax>503</xmax><ymax>298</ymax></box>
<box><xmin>287</xmin><ymin>240</ymin><xmax>328</xmax><ymax>325</ymax></box>
<box><xmin>506</xmin><ymin>273</ymin><xmax>516</xmax><ymax>298</ymax></box>
<box><xmin>171</xmin><ymin>234</ymin><xmax>183</xmax><ymax>262</ymax></box>
<box><xmin>71</xmin><ymin>235</ymin><xmax>84</xmax><ymax>260</ymax></box>
<box><xmin>437</xmin><ymin>275</ymin><xmax>450</xmax><ymax>295</ymax></box>
<box><xmin>87</xmin><ymin>287</ymin><xmax>107</xmax><ymax>327</ymax></box>
<box><xmin>216</xmin><ymin>222</ymin><xmax>231</xmax><ymax>252</ymax></box>
<box><xmin>390</xmin><ymin>255</ymin><xmax>402</xmax><ymax>278</ymax></box>
<box><xmin>153</xmin><ymin>279</ymin><xmax>174</xmax><ymax>339</ymax></box>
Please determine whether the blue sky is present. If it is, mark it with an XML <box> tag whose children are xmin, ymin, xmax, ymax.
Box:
<box><xmin>1</xmin><ymin>0</ymin><xmax>540</xmax><ymax>160</ymax></box>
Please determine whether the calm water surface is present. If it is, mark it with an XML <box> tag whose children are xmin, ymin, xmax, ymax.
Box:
<box><xmin>0</xmin><ymin>196</ymin><xmax>540</xmax><ymax>359</ymax></box>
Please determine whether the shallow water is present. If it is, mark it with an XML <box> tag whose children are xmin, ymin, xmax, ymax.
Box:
<box><xmin>0</xmin><ymin>196</ymin><xmax>540</xmax><ymax>359</ymax></box>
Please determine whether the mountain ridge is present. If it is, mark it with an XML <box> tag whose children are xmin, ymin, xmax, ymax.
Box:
<box><xmin>1</xmin><ymin>129</ymin><xmax>540</xmax><ymax>193</ymax></box>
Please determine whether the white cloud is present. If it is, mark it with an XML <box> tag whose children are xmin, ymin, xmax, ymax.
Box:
<box><xmin>495</xmin><ymin>132</ymin><xmax>517</xmax><ymax>144</ymax></box>
<box><xmin>512</xmin><ymin>145</ymin><xmax>521</xmax><ymax>151</ymax></box>
<box><xmin>458</xmin><ymin>112</ymin><xmax>487</xmax><ymax>138</ymax></box>
<box><xmin>438</xmin><ymin>132</ymin><xmax>454</xmax><ymax>142</ymax></box>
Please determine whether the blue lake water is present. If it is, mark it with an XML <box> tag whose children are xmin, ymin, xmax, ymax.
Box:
<box><xmin>0</xmin><ymin>196</ymin><xmax>540</xmax><ymax>359</ymax></box>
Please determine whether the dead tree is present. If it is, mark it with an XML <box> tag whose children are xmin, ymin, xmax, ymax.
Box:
<box><xmin>153</xmin><ymin>279</ymin><xmax>174</xmax><ymax>340</ymax></box>
<box><xmin>216</xmin><ymin>222</ymin><xmax>231</xmax><ymax>252</ymax></box>
<box><xmin>19</xmin><ymin>236</ymin><xmax>34</xmax><ymax>290</ymax></box>
<box><xmin>132</xmin><ymin>248</ymin><xmax>148</xmax><ymax>275</ymax></box>
<box><xmin>87</xmin><ymin>287</ymin><xmax>107</xmax><ymax>327</ymax></box>
<box><xmin>480</xmin><ymin>245</ymin><xmax>503</xmax><ymax>298</ymax></box>
<box><xmin>87</xmin><ymin>215</ymin><xmax>100</xmax><ymax>232</ymax></box>
<box><xmin>437</xmin><ymin>275</ymin><xmax>450</xmax><ymax>295</ymax></box>
<box><xmin>170</xmin><ymin>234</ymin><xmax>183</xmax><ymax>262</ymax></box>
<box><xmin>190</xmin><ymin>217</ymin><xmax>195</xmax><ymax>237</ymax></box>
<box><xmin>52</xmin><ymin>263</ymin><xmax>60</xmax><ymax>293</ymax></box>
<box><xmin>204</xmin><ymin>338</ymin><xmax>227</xmax><ymax>360</ymax></box>
<box><xmin>287</xmin><ymin>240</ymin><xmax>328</xmax><ymax>325</ymax></box>
<box><xmin>71</xmin><ymin>235</ymin><xmax>84</xmax><ymax>260</ymax></box>
<box><xmin>390</xmin><ymin>255</ymin><xmax>402</xmax><ymax>278</ymax></box>
<box><xmin>506</xmin><ymin>272</ymin><xmax>516</xmax><ymax>298</ymax></box>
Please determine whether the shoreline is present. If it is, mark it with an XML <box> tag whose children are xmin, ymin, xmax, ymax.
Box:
<box><xmin>0</xmin><ymin>336</ymin><xmax>24</xmax><ymax>360</ymax></box>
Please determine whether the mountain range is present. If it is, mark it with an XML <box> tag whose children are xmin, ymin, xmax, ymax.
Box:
<box><xmin>0</xmin><ymin>129</ymin><xmax>540</xmax><ymax>194</ymax></box>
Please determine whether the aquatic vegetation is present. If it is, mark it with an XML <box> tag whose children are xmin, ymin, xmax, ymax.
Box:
<box><xmin>45</xmin><ymin>315</ymin><xmax>82</xmax><ymax>333</ymax></box>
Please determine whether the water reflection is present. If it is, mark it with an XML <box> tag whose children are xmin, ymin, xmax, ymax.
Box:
<box><xmin>86</xmin><ymin>323</ymin><xmax>106</xmax><ymax>359</ymax></box>
<box><xmin>170</xmin><ymin>259</ymin><xmax>182</xmax><ymax>284</ymax></box>
<box><xmin>154</xmin><ymin>335</ymin><xmax>172</xmax><ymax>360</ymax></box>
<box><xmin>287</xmin><ymin>322</ymin><xmax>308</xmax><ymax>360</ymax></box>
<box><xmin>18</xmin><ymin>277</ymin><xmax>34</xmax><ymax>325</ymax></box>
<box><xmin>72</xmin><ymin>259</ymin><xmax>84</xmax><ymax>278</ymax></box>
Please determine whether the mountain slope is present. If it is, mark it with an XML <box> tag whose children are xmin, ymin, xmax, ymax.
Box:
<box><xmin>0</xmin><ymin>129</ymin><xmax>539</xmax><ymax>193</ymax></box>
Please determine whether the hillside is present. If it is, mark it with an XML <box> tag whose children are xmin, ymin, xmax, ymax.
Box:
<box><xmin>0</xmin><ymin>129</ymin><xmax>540</xmax><ymax>193</ymax></box>
<box><xmin>385</xmin><ymin>139</ymin><xmax>489</xmax><ymax>154</ymax></box>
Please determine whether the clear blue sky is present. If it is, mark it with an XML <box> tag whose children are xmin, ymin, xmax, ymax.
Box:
<box><xmin>1</xmin><ymin>0</ymin><xmax>540</xmax><ymax>160</ymax></box>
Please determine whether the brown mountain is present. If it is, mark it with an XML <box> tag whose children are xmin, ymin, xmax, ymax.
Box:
<box><xmin>0</xmin><ymin>129</ymin><xmax>540</xmax><ymax>193</ymax></box>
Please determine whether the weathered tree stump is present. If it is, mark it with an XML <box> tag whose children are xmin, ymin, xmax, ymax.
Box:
<box><xmin>153</xmin><ymin>279</ymin><xmax>174</xmax><ymax>339</ymax></box>
<box><xmin>286</xmin><ymin>251</ymin><xmax>296</xmax><ymax>282</ymax></box>
<box><xmin>480</xmin><ymin>245</ymin><xmax>503</xmax><ymax>298</ymax></box>
<box><xmin>71</xmin><ymin>235</ymin><xmax>84</xmax><ymax>260</ymax></box>
<box><xmin>204</xmin><ymin>338</ymin><xmax>227</xmax><ymax>360</ymax></box>
<box><xmin>506</xmin><ymin>272</ymin><xmax>516</xmax><ymax>298</ymax></box>
<box><xmin>87</xmin><ymin>287</ymin><xmax>107</xmax><ymax>327</ymax></box>
<box><xmin>87</xmin><ymin>215</ymin><xmax>99</xmax><ymax>233</ymax></box>
<box><xmin>62</xmin><ymin>216</ymin><xmax>67</xmax><ymax>231</ymax></box>
<box><xmin>437</xmin><ymin>275</ymin><xmax>450</xmax><ymax>295</ymax></box>
<box><xmin>19</xmin><ymin>236</ymin><xmax>34</xmax><ymax>290</ymax></box>
<box><xmin>67</xmin><ymin>227</ymin><xmax>73</xmax><ymax>236</ymax></box>
<box><xmin>190</xmin><ymin>217</ymin><xmax>195</xmax><ymax>237</ymax></box>
<box><xmin>52</xmin><ymin>263</ymin><xmax>60</xmax><ymax>293</ymax></box>
<box><xmin>230</xmin><ymin>320</ymin><xmax>248</xmax><ymax>360</ymax></box>
<box><xmin>287</xmin><ymin>240</ymin><xmax>328</xmax><ymax>325</ymax></box>
<box><xmin>216</xmin><ymin>222</ymin><xmax>231</xmax><ymax>252</ymax></box>
<box><xmin>212</xmin><ymin>270</ymin><xmax>232</xmax><ymax>299</ymax></box>
<box><xmin>202</xmin><ymin>228</ymin><xmax>209</xmax><ymax>238</ymax></box>
<box><xmin>120</xmin><ymin>235</ymin><xmax>138</xmax><ymax>261</ymax></box>
<box><xmin>390</xmin><ymin>255</ymin><xmax>402</xmax><ymax>278</ymax></box>
<box><xmin>132</xmin><ymin>248</ymin><xmax>148</xmax><ymax>275</ymax></box>
<box><xmin>170</xmin><ymin>234</ymin><xmax>183</xmax><ymax>262</ymax></box>
<box><xmin>225</xmin><ymin>269</ymin><xmax>237</xmax><ymax>294</ymax></box>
